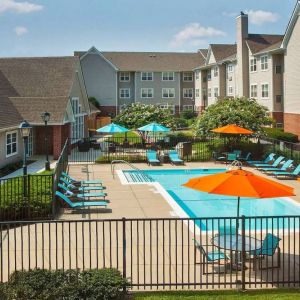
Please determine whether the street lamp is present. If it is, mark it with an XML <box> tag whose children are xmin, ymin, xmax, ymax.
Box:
<box><xmin>19</xmin><ymin>120</ymin><xmax>32</xmax><ymax>176</ymax></box>
<box><xmin>41</xmin><ymin>112</ymin><xmax>51</xmax><ymax>171</ymax></box>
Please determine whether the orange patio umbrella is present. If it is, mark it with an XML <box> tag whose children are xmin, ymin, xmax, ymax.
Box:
<box><xmin>211</xmin><ymin>124</ymin><xmax>253</xmax><ymax>135</ymax></box>
<box><xmin>182</xmin><ymin>168</ymin><xmax>295</xmax><ymax>218</ymax></box>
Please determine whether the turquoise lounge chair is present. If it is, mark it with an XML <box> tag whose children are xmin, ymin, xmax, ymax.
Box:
<box><xmin>56</xmin><ymin>191</ymin><xmax>108</xmax><ymax>209</ymax></box>
<box><xmin>253</xmin><ymin>156</ymin><xmax>285</xmax><ymax>169</ymax></box>
<box><xmin>60</xmin><ymin>177</ymin><xmax>106</xmax><ymax>192</ymax></box>
<box><xmin>146</xmin><ymin>150</ymin><xmax>160</xmax><ymax>165</ymax></box>
<box><xmin>168</xmin><ymin>150</ymin><xmax>184</xmax><ymax>165</ymax></box>
<box><xmin>247</xmin><ymin>153</ymin><xmax>276</xmax><ymax>166</ymax></box>
<box><xmin>260</xmin><ymin>159</ymin><xmax>293</xmax><ymax>173</ymax></box>
<box><xmin>58</xmin><ymin>183</ymin><xmax>107</xmax><ymax>199</ymax></box>
<box><xmin>238</xmin><ymin>152</ymin><xmax>251</xmax><ymax>162</ymax></box>
<box><xmin>271</xmin><ymin>164</ymin><xmax>300</xmax><ymax>179</ymax></box>
<box><xmin>251</xmin><ymin>233</ymin><xmax>281</xmax><ymax>270</ymax></box>
<box><xmin>61</xmin><ymin>171</ymin><xmax>103</xmax><ymax>186</ymax></box>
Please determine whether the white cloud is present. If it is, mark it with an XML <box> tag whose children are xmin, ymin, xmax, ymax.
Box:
<box><xmin>0</xmin><ymin>0</ymin><xmax>43</xmax><ymax>14</ymax></box>
<box><xmin>170</xmin><ymin>23</ymin><xmax>226</xmax><ymax>48</ymax></box>
<box><xmin>246</xmin><ymin>10</ymin><xmax>279</xmax><ymax>25</ymax></box>
<box><xmin>14</xmin><ymin>26</ymin><xmax>28</xmax><ymax>36</ymax></box>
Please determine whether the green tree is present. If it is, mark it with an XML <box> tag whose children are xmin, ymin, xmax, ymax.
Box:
<box><xmin>88</xmin><ymin>96</ymin><xmax>100</xmax><ymax>109</ymax></box>
<box><xmin>194</xmin><ymin>97</ymin><xmax>272</xmax><ymax>135</ymax></box>
<box><xmin>113</xmin><ymin>103</ymin><xmax>177</xmax><ymax>129</ymax></box>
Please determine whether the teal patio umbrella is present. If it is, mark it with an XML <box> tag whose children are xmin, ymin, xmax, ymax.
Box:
<box><xmin>137</xmin><ymin>122</ymin><xmax>170</xmax><ymax>132</ymax></box>
<box><xmin>96</xmin><ymin>122</ymin><xmax>129</xmax><ymax>133</ymax></box>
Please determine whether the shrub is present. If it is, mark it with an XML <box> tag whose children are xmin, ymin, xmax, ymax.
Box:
<box><xmin>180</xmin><ymin>109</ymin><xmax>197</xmax><ymax>120</ymax></box>
<box><xmin>173</xmin><ymin>118</ymin><xmax>188</xmax><ymax>129</ymax></box>
<box><xmin>4</xmin><ymin>268</ymin><xmax>129</xmax><ymax>300</ymax></box>
<box><xmin>263</xmin><ymin>127</ymin><xmax>298</xmax><ymax>143</ymax></box>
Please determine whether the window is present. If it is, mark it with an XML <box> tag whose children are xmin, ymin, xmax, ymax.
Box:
<box><xmin>213</xmin><ymin>66</ymin><xmax>218</xmax><ymax>77</ymax></box>
<box><xmin>261</xmin><ymin>56</ymin><xmax>268</xmax><ymax>70</ymax></box>
<box><xmin>227</xmin><ymin>64</ymin><xmax>233</xmax><ymax>73</ymax></box>
<box><xmin>141</xmin><ymin>88</ymin><xmax>153</xmax><ymax>98</ymax></box>
<box><xmin>261</xmin><ymin>84</ymin><xmax>269</xmax><ymax>98</ymax></box>
<box><xmin>159</xmin><ymin>104</ymin><xmax>175</xmax><ymax>114</ymax></box>
<box><xmin>228</xmin><ymin>76</ymin><xmax>233</xmax><ymax>81</ymax></box>
<box><xmin>119</xmin><ymin>88</ymin><xmax>130</xmax><ymax>98</ymax></box>
<box><xmin>183</xmin><ymin>105</ymin><xmax>194</xmax><ymax>111</ymax></box>
<box><xmin>195</xmin><ymin>88</ymin><xmax>200</xmax><ymax>98</ymax></box>
<box><xmin>6</xmin><ymin>131</ymin><xmax>17</xmax><ymax>157</ymax></box>
<box><xmin>141</xmin><ymin>72</ymin><xmax>153</xmax><ymax>81</ymax></box>
<box><xmin>228</xmin><ymin>86</ymin><xmax>233</xmax><ymax>95</ymax></box>
<box><xmin>214</xmin><ymin>87</ymin><xmax>219</xmax><ymax>97</ymax></box>
<box><xmin>162</xmin><ymin>72</ymin><xmax>174</xmax><ymax>81</ymax></box>
<box><xmin>183</xmin><ymin>88</ymin><xmax>193</xmax><ymax>98</ymax></box>
<box><xmin>119</xmin><ymin>72</ymin><xmax>130</xmax><ymax>82</ymax></box>
<box><xmin>71</xmin><ymin>97</ymin><xmax>85</xmax><ymax>140</ymax></box>
<box><xmin>275</xmin><ymin>65</ymin><xmax>282</xmax><ymax>74</ymax></box>
<box><xmin>208</xmin><ymin>88</ymin><xmax>212</xmax><ymax>97</ymax></box>
<box><xmin>250</xmin><ymin>58</ymin><xmax>257</xmax><ymax>72</ymax></box>
<box><xmin>183</xmin><ymin>72</ymin><xmax>193</xmax><ymax>82</ymax></box>
<box><xmin>162</xmin><ymin>88</ymin><xmax>175</xmax><ymax>98</ymax></box>
<box><xmin>250</xmin><ymin>84</ymin><xmax>257</xmax><ymax>98</ymax></box>
<box><xmin>195</xmin><ymin>70</ymin><xmax>200</xmax><ymax>80</ymax></box>
<box><xmin>276</xmin><ymin>95</ymin><xmax>282</xmax><ymax>103</ymax></box>
<box><xmin>207</xmin><ymin>70</ymin><xmax>211</xmax><ymax>81</ymax></box>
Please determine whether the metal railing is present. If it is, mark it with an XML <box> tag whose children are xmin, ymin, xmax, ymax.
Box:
<box><xmin>0</xmin><ymin>215</ymin><xmax>299</xmax><ymax>290</ymax></box>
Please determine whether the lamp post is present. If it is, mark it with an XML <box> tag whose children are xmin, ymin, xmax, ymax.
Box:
<box><xmin>19</xmin><ymin>120</ymin><xmax>32</xmax><ymax>198</ymax></box>
<box><xmin>41</xmin><ymin>112</ymin><xmax>51</xmax><ymax>171</ymax></box>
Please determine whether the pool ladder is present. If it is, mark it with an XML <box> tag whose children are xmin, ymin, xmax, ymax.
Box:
<box><xmin>111</xmin><ymin>160</ymin><xmax>153</xmax><ymax>182</ymax></box>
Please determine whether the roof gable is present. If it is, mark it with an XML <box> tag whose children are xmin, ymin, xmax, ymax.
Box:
<box><xmin>246</xmin><ymin>34</ymin><xmax>284</xmax><ymax>54</ymax></box>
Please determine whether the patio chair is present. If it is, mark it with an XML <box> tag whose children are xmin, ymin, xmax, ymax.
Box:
<box><xmin>238</xmin><ymin>152</ymin><xmax>251</xmax><ymax>162</ymax></box>
<box><xmin>250</xmin><ymin>233</ymin><xmax>281</xmax><ymax>270</ymax></box>
<box><xmin>226</xmin><ymin>153</ymin><xmax>238</xmax><ymax>164</ymax></box>
<box><xmin>271</xmin><ymin>164</ymin><xmax>300</xmax><ymax>179</ymax></box>
<box><xmin>193</xmin><ymin>239</ymin><xmax>230</xmax><ymax>274</ymax></box>
<box><xmin>253</xmin><ymin>156</ymin><xmax>285</xmax><ymax>169</ymax></box>
<box><xmin>58</xmin><ymin>183</ymin><xmax>107</xmax><ymax>200</ymax></box>
<box><xmin>260</xmin><ymin>159</ymin><xmax>294</xmax><ymax>174</ymax></box>
<box><xmin>146</xmin><ymin>150</ymin><xmax>161</xmax><ymax>166</ymax></box>
<box><xmin>247</xmin><ymin>153</ymin><xmax>276</xmax><ymax>166</ymax></box>
<box><xmin>61</xmin><ymin>171</ymin><xmax>103</xmax><ymax>186</ymax></box>
<box><xmin>59</xmin><ymin>177</ymin><xmax>106</xmax><ymax>192</ymax></box>
<box><xmin>215</xmin><ymin>225</ymin><xmax>237</xmax><ymax>236</ymax></box>
<box><xmin>55</xmin><ymin>191</ymin><xmax>108</xmax><ymax>209</ymax></box>
<box><xmin>168</xmin><ymin>150</ymin><xmax>184</xmax><ymax>165</ymax></box>
<box><xmin>233</xmin><ymin>150</ymin><xmax>242</xmax><ymax>158</ymax></box>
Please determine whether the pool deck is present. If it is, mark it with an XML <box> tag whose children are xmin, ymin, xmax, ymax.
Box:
<box><xmin>65</xmin><ymin>162</ymin><xmax>300</xmax><ymax>220</ymax></box>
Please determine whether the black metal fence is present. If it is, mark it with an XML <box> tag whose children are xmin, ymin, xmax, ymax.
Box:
<box><xmin>0</xmin><ymin>174</ymin><xmax>53</xmax><ymax>221</ymax></box>
<box><xmin>0</xmin><ymin>216</ymin><xmax>299</xmax><ymax>290</ymax></box>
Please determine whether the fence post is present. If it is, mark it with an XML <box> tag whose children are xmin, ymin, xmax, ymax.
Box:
<box><xmin>51</xmin><ymin>173</ymin><xmax>55</xmax><ymax>219</ymax></box>
<box><xmin>241</xmin><ymin>215</ymin><xmax>246</xmax><ymax>291</ymax></box>
<box><xmin>122</xmin><ymin>217</ymin><xmax>127</xmax><ymax>290</ymax></box>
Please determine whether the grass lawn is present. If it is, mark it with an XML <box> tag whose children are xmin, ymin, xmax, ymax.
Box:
<box><xmin>108</xmin><ymin>131</ymin><xmax>142</xmax><ymax>143</ymax></box>
<box><xmin>132</xmin><ymin>289</ymin><xmax>300</xmax><ymax>300</ymax></box>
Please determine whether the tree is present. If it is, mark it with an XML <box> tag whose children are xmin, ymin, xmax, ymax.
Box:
<box><xmin>113</xmin><ymin>103</ymin><xmax>177</xmax><ymax>129</ymax></box>
<box><xmin>194</xmin><ymin>97</ymin><xmax>272</xmax><ymax>135</ymax></box>
<box><xmin>88</xmin><ymin>97</ymin><xmax>100</xmax><ymax>110</ymax></box>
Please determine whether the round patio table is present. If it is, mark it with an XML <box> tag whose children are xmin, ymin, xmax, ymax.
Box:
<box><xmin>212</xmin><ymin>234</ymin><xmax>261</xmax><ymax>252</ymax></box>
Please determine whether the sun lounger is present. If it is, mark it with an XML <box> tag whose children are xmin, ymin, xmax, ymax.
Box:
<box><xmin>58</xmin><ymin>183</ymin><xmax>107</xmax><ymax>199</ymax></box>
<box><xmin>60</xmin><ymin>177</ymin><xmax>106</xmax><ymax>192</ymax></box>
<box><xmin>168</xmin><ymin>150</ymin><xmax>184</xmax><ymax>165</ymax></box>
<box><xmin>260</xmin><ymin>159</ymin><xmax>293</xmax><ymax>173</ymax></box>
<box><xmin>56</xmin><ymin>191</ymin><xmax>108</xmax><ymax>209</ymax></box>
<box><xmin>247</xmin><ymin>153</ymin><xmax>276</xmax><ymax>166</ymax></box>
<box><xmin>61</xmin><ymin>171</ymin><xmax>103</xmax><ymax>185</ymax></box>
<box><xmin>271</xmin><ymin>164</ymin><xmax>300</xmax><ymax>179</ymax></box>
<box><xmin>146</xmin><ymin>150</ymin><xmax>161</xmax><ymax>165</ymax></box>
<box><xmin>253</xmin><ymin>156</ymin><xmax>285</xmax><ymax>169</ymax></box>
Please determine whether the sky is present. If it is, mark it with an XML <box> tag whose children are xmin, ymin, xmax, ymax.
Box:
<box><xmin>0</xmin><ymin>0</ymin><xmax>297</xmax><ymax>57</ymax></box>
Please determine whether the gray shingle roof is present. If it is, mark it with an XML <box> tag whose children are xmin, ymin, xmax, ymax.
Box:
<box><xmin>210</xmin><ymin>44</ymin><xmax>237</xmax><ymax>62</ymax></box>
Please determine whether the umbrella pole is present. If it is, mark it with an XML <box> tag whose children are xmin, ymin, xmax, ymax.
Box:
<box><xmin>237</xmin><ymin>196</ymin><xmax>240</xmax><ymax>231</ymax></box>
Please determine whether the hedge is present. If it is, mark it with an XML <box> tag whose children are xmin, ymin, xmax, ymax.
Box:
<box><xmin>0</xmin><ymin>268</ymin><xmax>129</xmax><ymax>300</ymax></box>
<box><xmin>263</xmin><ymin>127</ymin><xmax>298</xmax><ymax>143</ymax></box>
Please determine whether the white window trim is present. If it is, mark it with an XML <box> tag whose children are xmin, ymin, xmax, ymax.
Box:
<box><xmin>119</xmin><ymin>72</ymin><xmax>130</xmax><ymax>82</ymax></box>
<box><xmin>183</xmin><ymin>105</ymin><xmax>194</xmax><ymax>111</ymax></box>
<box><xmin>195</xmin><ymin>70</ymin><xmax>200</xmax><ymax>80</ymax></box>
<box><xmin>207</xmin><ymin>88</ymin><xmax>212</xmax><ymax>98</ymax></box>
<box><xmin>6</xmin><ymin>130</ymin><xmax>18</xmax><ymax>158</ymax></box>
<box><xmin>159</xmin><ymin>104</ymin><xmax>175</xmax><ymax>115</ymax></box>
<box><xmin>261</xmin><ymin>83</ymin><xmax>269</xmax><ymax>99</ymax></box>
<box><xmin>227</xmin><ymin>64</ymin><xmax>233</xmax><ymax>73</ymax></box>
<box><xmin>183</xmin><ymin>88</ymin><xmax>193</xmax><ymax>98</ymax></box>
<box><xmin>213</xmin><ymin>66</ymin><xmax>219</xmax><ymax>77</ymax></box>
<box><xmin>250</xmin><ymin>58</ymin><xmax>257</xmax><ymax>73</ymax></box>
<box><xmin>71</xmin><ymin>97</ymin><xmax>85</xmax><ymax>141</ymax></box>
<box><xmin>250</xmin><ymin>83</ymin><xmax>258</xmax><ymax>98</ymax></box>
<box><xmin>161</xmin><ymin>72</ymin><xmax>175</xmax><ymax>81</ymax></box>
<box><xmin>162</xmin><ymin>88</ymin><xmax>175</xmax><ymax>98</ymax></box>
<box><xmin>260</xmin><ymin>55</ymin><xmax>269</xmax><ymax>72</ymax></box>
<box><xmin>214</xmin><ymin>87</ymin><xmax>219</xmax><ymax>98</ymax></box>
<box><xmin>228</xmin><ymin>86</ymin><xmax>233</xmax><ymax>95</ymax></box>
<box><xmin>183</xmin><ymin>72</ymin><xmax>193</xmax><ymax>82</ymax></box>
<box><xmin>195</xmin><ymin>88</ymin><xmax>200</xmax><ymax>98</ymax></box>
<box><xmin>119</xmin><ymin>88</ymin><xmax>130</xmax><ymax>99</ymax></box>
<box><xmin>141</xmin><ymin>72</ymin><xmax>154</xmax><ymax>81</ymax></box>
<box><xmin>141</xmin><ymin>88</ymin><xmax>154</xmax><ymax>99</ymax></box>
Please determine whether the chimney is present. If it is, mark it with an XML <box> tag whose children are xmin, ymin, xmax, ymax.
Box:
<box><xmin>236</xmin><ymin>12</ymin><xmax>249</xmax><ymax>97</ymax></box>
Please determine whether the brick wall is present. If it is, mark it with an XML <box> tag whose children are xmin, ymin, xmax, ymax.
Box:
<box><xmin>52</xmin><ymin>124</ymin><xmax>70</xmax><ymax>159</ymax></box>
<box><xmin>284</xmin><ymin>113</ymin><xmax>300</xmax><ymax>138</ymax></box>
<box><xmin>271</xmin><ymin>112</ymin><xmax>284</xmax><ymax>125</ymax></box>
<box><xmin>99</xmin><ymin>106</ymin><xmax>117</xmax><ymax>118</ymax></box>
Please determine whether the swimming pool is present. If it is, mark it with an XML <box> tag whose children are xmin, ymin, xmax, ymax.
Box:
<box><xmin>122</xmin><ymin>168</ymin><xmax>300</xmax><ymax>230</ymax></box>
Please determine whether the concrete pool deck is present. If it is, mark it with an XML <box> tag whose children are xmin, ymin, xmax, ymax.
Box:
<box><xmin>64</xmin><ymin>162</ymin><xmax>300</xmax><ymax>220</ymax></box>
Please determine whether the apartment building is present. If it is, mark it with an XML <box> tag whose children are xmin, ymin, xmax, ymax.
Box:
<box><xmin>75</xmin><ymin>48</ymin><xmax>204</xmax><ymax>116</ymax></box>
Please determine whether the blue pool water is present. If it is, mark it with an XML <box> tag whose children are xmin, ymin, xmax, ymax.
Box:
<box><xmin>123</xmin><ymin>168</ymin><xmax>300</xmax><ymax>230</ymax></box>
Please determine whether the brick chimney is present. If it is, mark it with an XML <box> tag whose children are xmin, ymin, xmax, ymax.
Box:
<box><xmin>236</xmin><ymin>12</ymin><xmax>249</xmax><ymax>97</ymax></box>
